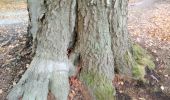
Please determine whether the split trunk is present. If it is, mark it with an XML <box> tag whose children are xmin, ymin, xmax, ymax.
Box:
<box><xmin>7</xmin><ymin>0</ymin><xmax>131</xmax><ymax>100</ymax></box>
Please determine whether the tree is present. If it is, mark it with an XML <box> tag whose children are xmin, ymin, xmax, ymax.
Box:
<box><xmin>7</xmin><ymin>0</ymin><xmax>154</xmax><ymax>100</ymax></box>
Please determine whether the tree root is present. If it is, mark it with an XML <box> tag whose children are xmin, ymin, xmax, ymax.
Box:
<box><xmin>7</xmin><ymin>57</ymin><xmax>71</xmax><ymax>100</ymax></box>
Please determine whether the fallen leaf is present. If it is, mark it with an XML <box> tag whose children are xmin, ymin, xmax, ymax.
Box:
<box><xmin>164</xmin><ymin>74</ymin><xmax>168</xmax><ymax>77</ymax></box>
<box><xmin>139</xmin><ymin>98</ymin><xmax>145</xmax><ymax>100</ymax></box>
<box><xmin>0</xmin><ymin>89</ymin><xmax>3</xmax><ymax>94</ymax></box>
<box><xmin>160</xmin><ymin>86</ymin><xmax>165</xmax><ymax>90</ymax></box>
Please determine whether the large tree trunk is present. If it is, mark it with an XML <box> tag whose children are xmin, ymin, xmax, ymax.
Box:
<box><xmin>8</xmin><ymin>0</ymin><xmax>133</xmax><ymax>100</ymax></box>
<box><xmin>72</xmin><ymin>0</ymin><xmax>130</xmax><ymax>99</ymax></box>
<box><xmin>7</xmin><ymin>0</ymin><xmax>77</xmax><ymax>100</ymax></box>
<box><xmin>75</xmin><ymin>0</ymin><xmax>115</xmax><ymax>99</ymax></box>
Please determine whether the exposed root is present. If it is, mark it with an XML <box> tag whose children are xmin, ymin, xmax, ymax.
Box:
<box><xmin>50</xmin><ymin>72</ymin><xmax>69</xmax><ymax>100</ymax></box>
<box><xmin>7</xmin><ymin>56</ymin><xmax>71</xmax><ymax>100</ymax></box>
<box><xmin>7</xmin><ymin>72</ymin><xmax>50</xmax><ymax>100</ymax></box>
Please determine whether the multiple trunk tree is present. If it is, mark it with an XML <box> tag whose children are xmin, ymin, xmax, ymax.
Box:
<box><xmin>7</xmin><ymin>0</ymin><xmax>132</xmax><ymax>100</ymax></box>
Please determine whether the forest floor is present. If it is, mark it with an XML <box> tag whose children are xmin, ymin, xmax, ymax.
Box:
<box><xmin>115</xmin><ymin>0</ymin><xmax>170</xmax><ymax>100</ymax></box>
<box><xmin>0</xmin><ymin>0</ymin><xmax>170</xmax><ymax>100</ymax></box>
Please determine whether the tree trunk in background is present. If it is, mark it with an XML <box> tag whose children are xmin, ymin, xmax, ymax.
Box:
<box><xmin>8</xmin><ymin>0</ymin><xmax>132</xmax><ymax>100</ymax></box>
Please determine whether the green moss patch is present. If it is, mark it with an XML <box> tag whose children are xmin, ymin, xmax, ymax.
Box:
<box><xmin>132</xmin><ymin>64</ymin><xmax>146</xmax><ymax>81</ymax></box>
<box><xmin>80</xmin><ymin>71</ymin><xmax>115</xmax><ymax>100</ymax></box>
<box><xmin>133</xmin><ymin>44</ymin><xmax>155</xmax><ymax>69</ymax></box>
<box><xmin>125</xmin><ymin>43</ymin><xmax>155</xmax><ymax>81</ymax></box>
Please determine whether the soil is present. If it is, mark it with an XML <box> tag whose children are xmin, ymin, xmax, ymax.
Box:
<box><xmin>0</xmin><ymin>0</ymin><xmax>170</xmax><ymax>100</ymax></box>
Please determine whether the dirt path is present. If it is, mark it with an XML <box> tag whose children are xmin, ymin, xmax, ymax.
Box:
<box><xmin>0</xmin><ymin>10</ymin><xmax>27</xmax><ymax>25</ymax></box>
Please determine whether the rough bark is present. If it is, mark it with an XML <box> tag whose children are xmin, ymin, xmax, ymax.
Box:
<box><xmin>110</xmin><ymin>0</ymin><xmax>132</xmax><ymax>75</ymax></box>
<box><xmin>7</xmin><ymin>0</ymin><xmax>77</xmax><ymax>100</ymax></box>
<box><xmin>8</xmin><ymin>0</ymin><xmax>133</xmax><ymax>100</ymax></box>
<box><xmin>73</xmin><ymin>0</ymin><xmax>116</xmax><ymax>99</ymax></box>
<box><xmin>72</xmin><ymin>0</ymin><xmax>131</xmax><ymax>99</ymax></box>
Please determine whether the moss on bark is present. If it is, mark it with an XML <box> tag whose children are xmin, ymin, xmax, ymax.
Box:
<box><xmin>80</xmin><ymin>71</ymin><xmax>115</xmax><ymax>100</ymax></box>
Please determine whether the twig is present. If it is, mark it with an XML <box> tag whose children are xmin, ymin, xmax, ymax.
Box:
<box><xmin>150</xmin><ymin>75</ymin><xmax>159</xmax><ymax>82</ymax></box>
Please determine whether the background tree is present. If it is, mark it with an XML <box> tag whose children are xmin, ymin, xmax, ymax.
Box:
<box><xmin>7</xmin><ymin>0</ymin><xmax>154</xmax><ymax>100</ymax></box>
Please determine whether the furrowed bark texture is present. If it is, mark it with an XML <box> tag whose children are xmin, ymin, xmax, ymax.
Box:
<box><xmin>7</xmin><ymin>0</ymin><xmax>77</xmax><ymax>100</ymax></box>
<box><xmin>74</xmin><ymin>0</ymin><xmax>115</xmax><ymax>99</ymax></box>
<box><xmin>8</xmin><ymin>0</ymin><xmax>132</xmax><ymax>100</ymax></box>
<box><xmin>73</xmin><ymin>0</ymin><xmax>131</xmax><ymax>99</ymax></box>
<box><xmin>110</xmin><ymin>0</ymin><xmax>132</xmax><ymax>75</ymax></box>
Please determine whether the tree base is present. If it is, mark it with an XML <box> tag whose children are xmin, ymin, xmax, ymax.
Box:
<box><xmin>7</xmin><ymin>56</ymin><xmax>70</xmax><ymax>100</ymax></box>
<box><xmin>80</xmin><ymin>71</ymin><xmax>116</xmax><ymax>100</ymax></box>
